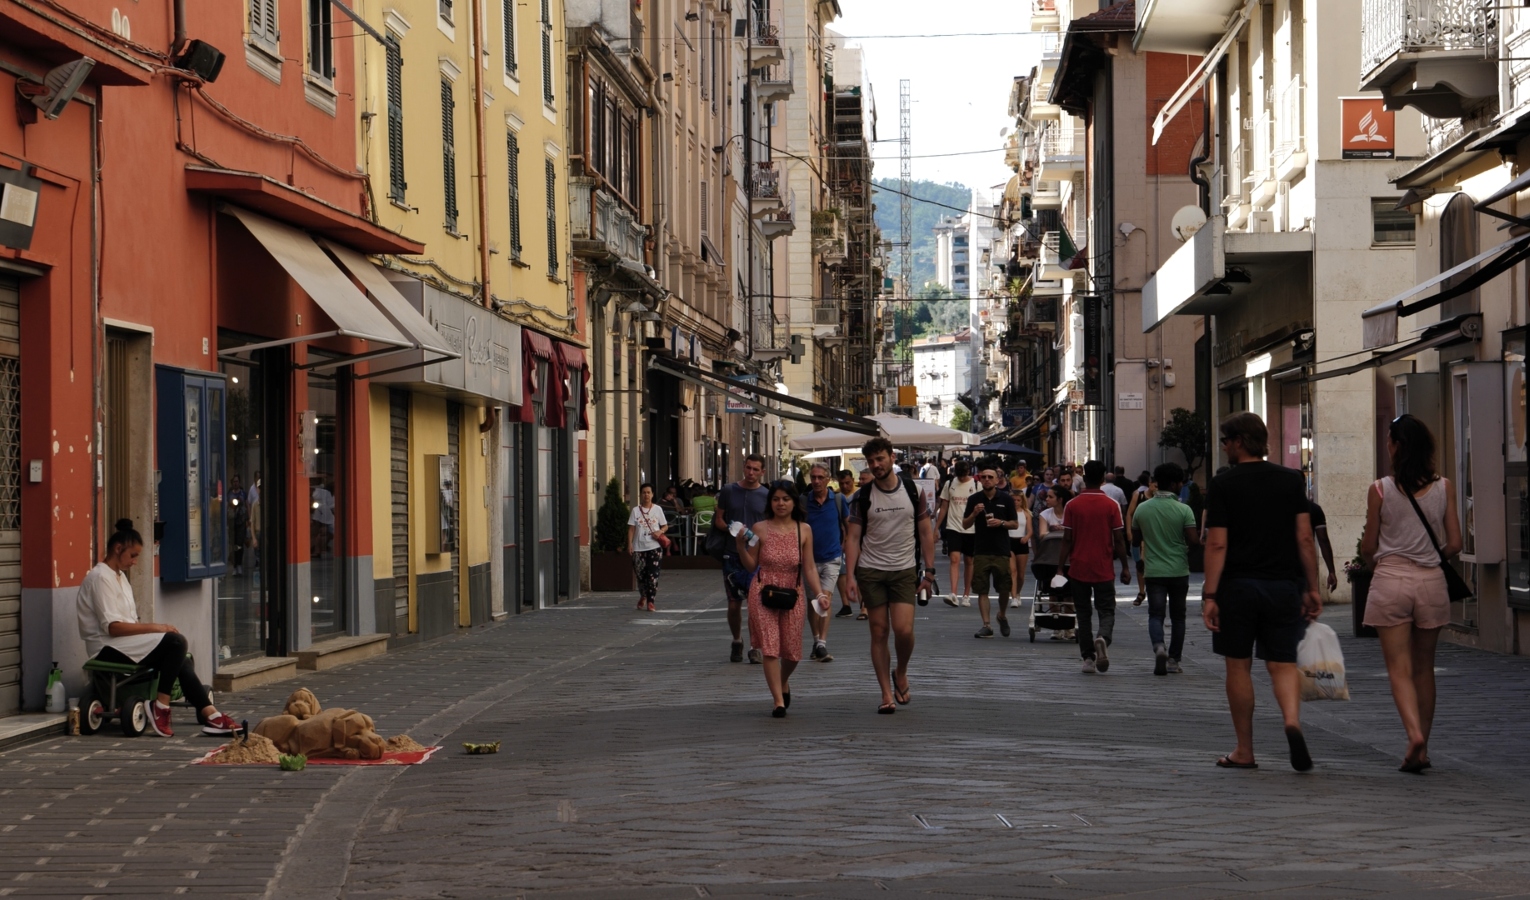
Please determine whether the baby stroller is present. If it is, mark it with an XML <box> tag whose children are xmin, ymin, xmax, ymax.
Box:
<box><xmin>1027</xmin><ymin>530</ymin><xmax>1076</xmax><ymax>642</ymax></box>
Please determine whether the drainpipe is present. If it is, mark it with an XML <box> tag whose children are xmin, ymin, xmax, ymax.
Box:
<box><xmin>470</xmin><ymin>0</ymin><xmax>492</xmax><ymax>307</ymax></box>
<box><xmin>172</xmin><ymin>0</ymin><xmax>187</xmax><ymax>54</ymax></box>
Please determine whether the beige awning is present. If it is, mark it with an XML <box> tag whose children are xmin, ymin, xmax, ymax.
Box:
<box><xmin>1360</xmin><ymin>231</ymin><xmax>1530</xmax><ymax>349</ymax></box>
<box><xmin>1150</xmin><ymin>0</ymin><xmax>1259</xmax><ymax>145</ymax></box>
<box><xmin>320</xmin><ymin>240</ymin><xmax>458</xmax><ymax>360</ymax></box>
<box><xmin>221</xmin><ymin>206</ymin><xmax>412</xmax><ymax>355</ymax></box>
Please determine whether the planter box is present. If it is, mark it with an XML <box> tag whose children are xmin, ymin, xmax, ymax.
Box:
<box><xmin>1348</xmin><ymin>570</ymin><xmax>1377</xmax><ymax>638</ymax></box>
<box><xmin>590</xmin><ymin>551</ymin><xmax>635</xmax><ymax>592</ymax></box>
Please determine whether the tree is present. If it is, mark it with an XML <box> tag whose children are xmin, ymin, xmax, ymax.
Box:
<box><xmin>594</xmin><ymin>478</ymin><xmax>631</xmax><ymax>553</ymax></box>
<box><xmin>1158</xmin><ymin>408</ymin><xmax>1209</xmax><ymax>479</ymax></box>
<box><xmin>949</xmin><ymin>405</ymin><xmax>973</xmax><ymax>433</ymax></box>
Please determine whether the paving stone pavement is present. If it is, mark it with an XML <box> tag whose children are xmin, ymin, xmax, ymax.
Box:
<box><xmin>4</xmin><ymin>565</ymin><xmax>1530</xmax><ymax>899</ymax></box>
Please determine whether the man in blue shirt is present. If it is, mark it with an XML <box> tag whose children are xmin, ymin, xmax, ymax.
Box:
<box><xmin>717</xmin><ymin>454</ymin><xmax>770</xmax><ymax>663</ymax></box>
<box><xmin>802</xmin><ymin>463</ymin><xmax>848</xmax><ymax>661</ymax></box>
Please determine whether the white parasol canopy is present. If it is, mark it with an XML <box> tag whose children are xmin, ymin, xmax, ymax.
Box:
<box><xmin>788</xmin><ymin>412</ymin><xmax>980</xmax><ymax>452</ymax></box>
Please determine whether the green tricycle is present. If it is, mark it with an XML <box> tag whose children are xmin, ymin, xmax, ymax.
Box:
<box><xmin>77</xmin><ymin>657</ymin><xmax>184</xmax><ymax>737</ymax></box>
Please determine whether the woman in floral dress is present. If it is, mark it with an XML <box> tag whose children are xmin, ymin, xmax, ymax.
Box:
<box><xmin>737</xmin><ymin>482</ymin><xmax>829</xmax><ymax>717</ymax></box>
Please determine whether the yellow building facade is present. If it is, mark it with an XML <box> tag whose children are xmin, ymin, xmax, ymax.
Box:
<box><xmin>351</xmin><ymin>0</ymin><xmax>582</xmax><ymax>637</ymax></box>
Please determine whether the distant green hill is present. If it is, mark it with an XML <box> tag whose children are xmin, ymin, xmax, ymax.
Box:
<box><xmin>871</xmin><ymin>178</ymin><xmax>972</xmax><ymax>293</ymax></box>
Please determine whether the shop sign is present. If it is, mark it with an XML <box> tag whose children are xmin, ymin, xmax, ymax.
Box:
<box><xmin>725</xmin><ymin>374</ymin><xmax>758</xmax><ymax>413</ymax></box>
<box><xmin>1081</xmin><ymin>294</ymin><xmax>1103</xmax><ymax>406</ymax></box>
<box><xmin>1341</xmin><ymin>98</ymin><xmax>1395</xmax><ymax>160</ymax></box>
<box><xmin>1118</xmin><ymin>392</ymin><xmax>1145</xmax><ymax>410</ymax></box>
<box><xmin>376</xmin><ymin>280</ymin><xmax>522</xmax><ymax>405</ymax></box>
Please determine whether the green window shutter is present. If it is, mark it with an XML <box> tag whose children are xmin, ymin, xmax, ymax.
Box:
<box><xmin>545</xmin><ymin>158</ymin><xmax>558</xmax><ymax>277</ymax></box>
<box><xmin>508</xmin><ymin>131</ymin><xmax>522</xmax><ymax>259</ymax></box>
<box><xmin>386</xmin><ymin>37</ymin><xmax>406</xmax><ymax>202</ymax></box>
<box><xmin>442</xmin><ymin>78</ymin><xmax>458</xmax><ymax>231</ymax></box>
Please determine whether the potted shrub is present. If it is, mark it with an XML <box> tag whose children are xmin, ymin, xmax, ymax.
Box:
<box><xmin>591</xmin><ymin>479</ymin><xmax>635</xmax><ymax>592</ymax></box>
<box><xmin>1346</xmin><ymin>540</ymin><xmax>1376</xmax><ymax>638</ymax></box>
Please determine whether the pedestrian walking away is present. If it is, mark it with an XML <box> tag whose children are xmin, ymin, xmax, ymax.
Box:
<box><xmin>802</xmin><ymin>463</ymin><xmax>848</xmax><ymax>660</ymax></box>
<box><xmin>1059</xmin><ymin>461</ymin><xmax>1131</xmax><ymax>673</ymax></box>
<box><xmin>962</xmin><ymin>466</ymin><xmax>1020</xmax><ymax>638</ymax></box>
<box><xmin>1131</xmin><ymin>463</ymin><xmax>1200</xmax><ymax>675</ymax></box>
<box><xmin>1202</xmin><ymin>413</ymin><xmax>1322</xmax><ymax>772</ymax></box>
<box><xmin>77</xmin><ymin>520</ymin><xmax>240</xmax><ymax>738</ymax></box>
<box><xmin>736</xmin><ymin>483</ymin><xmax>830</xmax><ymax>717</ymax></box>
<box><xmin>1359</xmin><ymin>413</ymin><xmax>1462</xmax><ymax>773</ymax></box>
<box><xmin>936</xmin><ymin>459</ymin><xmax>978</xmax><ymax>606</ymax></box>
<box><xmin>627</xmin><ymin>483</ymin><xmax>669</xmax><ymax>611</ymax></box>
<box><xmin>715</xmin><ymin>454</ymin><xmax>770</xmax><ymax>664</ymax></box>
<box><xmin>1008</xmin><ymin>484</ymin><xmax>1032</xmax><ymax>615</ymax></box>
<box><xmin>845</xmin><ymin>437</ymin><xmax>938</xmax><ymax>714</ymax></box>
<box><xmin>1310</xmin><ymin>498</ymin><xmax>1340</xmax><ymax>596</ymax></box>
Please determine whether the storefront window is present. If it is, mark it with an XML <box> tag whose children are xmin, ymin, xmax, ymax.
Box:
<box><xmin>308</xmin><ymin>368</ymin><xmax>344</xmax><ymax>638</ymax></box>
<box><xmin>1506</xmin><ymin>331</ymin><xmax>1529</xmax><ymax>610</ymax></box>
<box><xmin>217</xmin><ymin>353</ymin><xmax>265</xmax><ymax>661</ymax></box>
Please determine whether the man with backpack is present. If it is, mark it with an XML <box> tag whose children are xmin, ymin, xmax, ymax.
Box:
<box><xmin>802</xmin><ymin>463</ymin><xmax>848</xmax><ymax>658</ymax></box>
<box><xmin>715</xmin><ymin>454</ymin><xmax>770</xmax><ymax>664</ymax></box>
<box><xmin>845</xmin><ymin>437</ymin><xmax>938</xmax><ymax>714</ymax></box>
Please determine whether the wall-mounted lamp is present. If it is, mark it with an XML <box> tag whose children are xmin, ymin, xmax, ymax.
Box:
<box><xmin>684</xmin><ymin>11</ymin><xmax>700</xmax><ymax>21</ymax></box>
<box><xmin>662</xmin><ymin>72</ymin><xmax>674</xmax><ymax>82</ymax></box>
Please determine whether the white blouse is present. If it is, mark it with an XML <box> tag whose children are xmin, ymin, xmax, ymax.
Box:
<box><xmin>76</xmin><ymin>562</ymin><xmax>162</xmax><ymax>662</ymax></box>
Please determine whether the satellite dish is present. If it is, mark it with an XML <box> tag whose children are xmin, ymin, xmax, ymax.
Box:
<box><xmin>999</xmin><ymin>127</ymin><xmax>1010</xmax><ymax>138</ymax></box>
<box><xmin>1171</xmin><ymin>205</ymin><xmax>1208</xmax><ymax>243</ymax></box>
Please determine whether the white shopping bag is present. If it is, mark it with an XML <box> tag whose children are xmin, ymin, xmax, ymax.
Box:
<box><xmin>1296</xmin><ymin>622</ymin><xmax>1350</xmax><ymax>701</ymax></box>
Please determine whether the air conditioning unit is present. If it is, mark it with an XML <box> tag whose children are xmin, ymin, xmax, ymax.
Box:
<box><xmin>813</xmin><ymin>306</ymin><xmax>838</xmax><ymax>326</ymax></box>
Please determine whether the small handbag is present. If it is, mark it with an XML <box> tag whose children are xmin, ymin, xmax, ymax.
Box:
<box><xmin>759</xmin><ymin>523</ymin><xmax>803</xmax><ymax>611</ymax></box>
<box><xmin>639</xmin><ymin>508</ymin><xmax>672</xmax><ymax>555</ymax></box>
<box><xmin>1399</xmin><ymin>480</ymin><xmax>1474</xmax><ymax>603</ymax></box>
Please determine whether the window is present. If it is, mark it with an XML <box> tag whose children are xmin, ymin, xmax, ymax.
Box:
<box><xmin>1372</xmin><ymin>198</ymin><xmax>1415</xmax><ymax>245</ymax></box>
<box><xmin>386</xmin><ymin>37</ymin><xmax>405</xmax><ymax>202</ymax></box>
<box><xmin>545</xmin><ymin>158</ymin><xmax>559</xmax><ymax>276</ymax></box>
<box><xmin>439</xmin><ymin>0</ymin><xmax>453</xmax><ymax>24</ymax></box>
<box><xmin>623</xmin><ymin>116</ymin><xmax>639</xmax><ymax>203</ymax></box>
<box><xmin>502</xmin><ymin>0</ymin><xmax>516</xmax><ymax>75</ymax></box>
<box><xmin>508</xmin><ymin>130</ymin><xmax>522</xmax><ymax>259</ymax></box>
<box><xmin>701</xmin><ymin>180</ymin><xmax>709</xmax><ymax>237</ymax></box>
<box><xmin>307</xmin><ymin>0</ymin><xmax>334</xmax><ymax>79</ymax></box>
<box><xmin>540</xmin><ymin>0</ymin><xmax>554</xmax><ymax>106</ymax></box>
<box><xmin>442</xmin><ymin>78</ymin><xmax>459</xmax><ymax>232</ymax></box>
<box><xmin>249</xmin><ymin>0</ymin><xmax>279</xmax><ymax>53</ymax></box>
<box><xmin>590</xmin><ymin>81</ymin><xmax>606</xmax><ymax>176</ymax></box>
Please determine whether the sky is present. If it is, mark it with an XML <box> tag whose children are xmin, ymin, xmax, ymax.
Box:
<box><xmin>833</xmin><ymin>0</ymin><xmax>1043</xmax><ymax>195</ymax></box>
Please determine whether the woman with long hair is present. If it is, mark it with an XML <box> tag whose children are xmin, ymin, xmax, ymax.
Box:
<box><xmin>737</xmin><ymin>482</ymin><xmax>828</xmax><ymax>717</ymax></box>
<box><xmin>627</xmin><ymin>483</ymin><xmax>668</xmax><ymax>612</ymax></box>
<box><xmin>1359</xmin><ymin>414</ymin><xmax>1462</xmax><ymax>773</ymax></box>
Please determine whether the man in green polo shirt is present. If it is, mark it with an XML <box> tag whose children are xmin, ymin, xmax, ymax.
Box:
<box><xmin>1131</xmin><ymin>463</ymin><xmax>1201</xmax><ymax>676</ymax></box>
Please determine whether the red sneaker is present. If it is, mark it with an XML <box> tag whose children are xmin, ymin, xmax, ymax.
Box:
<box><xmin>147</xmin><ymin>701</ymin><xmax>174</xmax><ymax>737</ymax></box>
<box><xmin>200</xmin><ymin>712</ymin><xmax>239</xmax><ymax>736</ymax></box>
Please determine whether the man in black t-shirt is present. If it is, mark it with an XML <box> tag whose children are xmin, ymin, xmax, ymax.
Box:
<box><xmin>1203</xmin><ymin>413</ymin><xmax>1322</xmax><ymax>772</ymax></box>
<box><xmin>962</xmin><ymin>467</ymin><xmax>1020</xmax><ymax>638</ymax></box>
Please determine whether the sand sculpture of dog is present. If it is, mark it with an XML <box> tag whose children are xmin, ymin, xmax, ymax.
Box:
<box><xmin>254</xmin><ymin>689</ymin><xmax>387</xmax><ymax>760</ymax></box>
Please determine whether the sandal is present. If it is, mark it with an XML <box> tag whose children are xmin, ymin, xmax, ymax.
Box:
<box><xmin>856</xmin><ymin>609</ymin><xmax>869</xmax><ymax>620</ymax></box>
<box><xmin>893</xmin><ymin>675</ymin><xmax>911</xmax><ymax>706</ymax></box>
<box><xmin>877</xmin><ymin>703</ymin><xmax>896</xmax><ymax>715</ymax></box>
<box><xmin>1215</xmin><ymin>755</ymin><xmax>1258</xmax><ymax>769</ymax></box>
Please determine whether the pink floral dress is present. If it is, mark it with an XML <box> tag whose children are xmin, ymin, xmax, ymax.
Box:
<box><xmin>747</xmin><ymin>525</ymin><xmax>808</xmax><ymax>662</ymax></box>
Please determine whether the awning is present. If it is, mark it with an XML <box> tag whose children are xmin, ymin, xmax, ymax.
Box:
<box><xmin>188</xmin><ymin>167</ymin><xmax>424</xmax><ymax>254</ymax></box>
<box><xmin>1150</xmin><ymin>0</ymin><xmax>1258</xmax><ymax>145</ymax></box>
<box><xmin>218</xmin><ymin>206</ymin><xmax>412</xmax><ymax>359</ymax></box>
<box><xmin>995</xmin><ymin>399</ymin><xmax>1062</xmax><ymax>445</ymax></box>
<box><xmin>319</xmin><ymin>239</ymin><xmax>458</xmax><ymax>370</ymax></box>
<box><xmin>1360</xmin><ymin>231</ymin><xmax>1530</xmax><ymax>348</ymax></box>
<box><xmin>650</xmin><ymin>356</ymin><xmax>880</xmax><ymax>435</ymax></box>
<box><xmin>1474</xmin><ymin>169</ymin><xmax>1530</xmax><ymax>227</ymax></box>
<box><xmin>1307</xmin><ymin>314</ymin><xmax>1482</xmax><ymax>384</ymax></box>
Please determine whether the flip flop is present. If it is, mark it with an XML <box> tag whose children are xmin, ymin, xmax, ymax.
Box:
<box><xmin>877</xmin><ymin>703</ymin><xmax>896</xmax><ymax>715</ymax></box>
<box><xmin>1285</xmin><ymin>726</ymin><xmax>1313</xmax><ymax>772</ymax></box>
<box><xmin>1216</xmin><ymin>755</ymin><xmax>1258</xmax><ymax>769</ymax></box>
<box><xmin>856</xmin><ymin>610</ymin><xmax>869</xmax><ymax>620</ymax></box>
<box><xmin>893</xmin><ymin>676</ymin><xmax>911</xmax><ymax>706</ymax></box>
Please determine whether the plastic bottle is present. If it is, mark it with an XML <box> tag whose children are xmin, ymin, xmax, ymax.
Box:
<box><xmin>727</xmin><ymin>521</ymin><xmax>760</xmax><ymax>547</ymax></box>
<box><xmin>45</xmin><ymin>662</ymin><xmax>65</xmax><ymax>714</ymax></box>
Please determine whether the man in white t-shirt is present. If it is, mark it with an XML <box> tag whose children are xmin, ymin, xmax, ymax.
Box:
<box><xmin>1101</xmin><ymin>476</ymin><xmax>1128</xmax><ymax>516</ymax></box>
<box><xmin>918</xmin><ymin>458</ymin><xmax>940</xmax><ymax>481</ymax></box>
<box><xmin>936</xmin><ymin>460</ymin><xmax>978</xmax><ymax>605</ymax></box>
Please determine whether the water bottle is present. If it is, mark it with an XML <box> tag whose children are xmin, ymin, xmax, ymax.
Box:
<box><xmin>45</xmin><ymin>662</ymin><xmax>65</xmax><ymax>714</ymax></box>
<box><xmin>727</xmin><ymin>521</ymin><xmax>760</xmax><ymax>547</ymax></box>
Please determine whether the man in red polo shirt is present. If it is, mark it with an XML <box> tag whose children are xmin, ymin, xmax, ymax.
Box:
<box><xmin>1060</xmin><ymin>460</ymin><xmax>1132</xmax><ymax>674</ymax></box>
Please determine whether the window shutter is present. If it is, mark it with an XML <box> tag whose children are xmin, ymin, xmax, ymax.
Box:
<box><xmin>442</xmin><ymin>79</ymin><xmax>458</xmax><ymax>231</ymax></box>
<box><xmin>251</xmin><ymin>0</ymin><xmax>280</xmax><ymax>49</ymax></box>
<box><xmin>508</xmin><ymin>131</ymin><xmax>522</xmax><ymax>258</ymax></box>
<box><xmin>545</xmin><ymin>158</ymin><xmax>558</xmax><ymax>276</ymax></box>
<box><xmin>540</xmin><ymin>0</ymin><xmax>553</xmax><ymax>105</ymax></box>
<box><xmin>700</xmin><ymin>181</ymin><xmax>708</xmax><ymax>237</ymax></box>
<box><xmin>386</xmin><ymin>38</ymin><xmax>406</xmax><ymax>202</ymax></box>
<box><xmin>502</xmin><ymin>0</ymin><xmax>516</xmax><ymax>74</ymax></box>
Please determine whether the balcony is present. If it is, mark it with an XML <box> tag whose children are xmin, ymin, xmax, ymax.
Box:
<box><xmin>749</xmin><ymin>162</ymin><xmax>783</xmax><ymax>217</ymax></box>
<box><xmin>755</xmin><ymin>48</ymin><xmax>794</xmax><ymax>102</ymax></box>
<box><xmin>1030</xmin><ymin>0</ymin><xmax>1059</xmax><ymax>31</ymax></box>
<box><xmin>748</xmin><ymin>12</ymin><xmax>785</xmax><ymax>68</ymax></box>
<box><xmin>1359</xmin><ymin>0</ymin><xmax>1496</xmax><ymax>118</ymax></box>
<box><xmin>812</xmin><ymin>302</ymin><xmax>839</xmax><ymax>327</ymax></box>
<box><xmin>1244</xmin><ymin>109</ymin><xmax>1275</xmax><ymax>209</ymax></box>
<box><xmin>1039</xmin><ymin>32</ymin><xmax>1062</xmax><ymax>79</ymax></box>
<box><xmin>1038</xmin><ymin>123</ymin><xmax>1085</xmax><ymax>181</ymax></box>
<box><xmin>1271</xmin><ymin>77</ymin><xmax>1307</xmax><ymax>182</ymax></box>
<box><xmin>1030</xmin><ymin>79</ymin><xmax>1060</xmax><ymax>120</ymax></box>
<box><xmin>1031</xmin><ymin>177</ymin><xmax>1062</xmax><ymax>209</ymax></box>
<box><xmin>759</xmin><ymin>190</ymin><xmax>795</xmax><ymax>239</ymax></box>
<box><xmin>1039</xmin><ymin>232</ymin><xmax>1073</xmax><ymax>281</ymax></box>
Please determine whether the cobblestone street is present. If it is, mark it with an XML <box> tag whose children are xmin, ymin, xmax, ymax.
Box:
<box><xmin>5</xmin><ymin>568</ymin><xmax>1530</xmax><ymax>898</ymax></box>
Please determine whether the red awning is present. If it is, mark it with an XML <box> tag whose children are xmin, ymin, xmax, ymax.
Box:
<box><xmin>185</xmin><ymin>166</ymin><xmax>424</xmax><ymax>255</ymax></box>
<box><xmin>518</xmin><ymin>328</ymin><xmax>567</xmax><ymax>428</ymax></box>
<box><xmin>558</xmin><ymin>343</ymin><xmax>588</xmax><ymax>430</ymax></box>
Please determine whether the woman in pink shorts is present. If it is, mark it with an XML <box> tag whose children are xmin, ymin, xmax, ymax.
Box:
<box><xmin>1359</xmin><ymin>414</ymin><xmax>1461</xmax><ymax>773</ymax></box>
